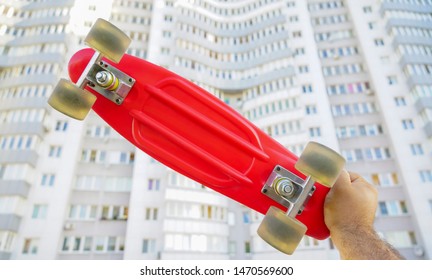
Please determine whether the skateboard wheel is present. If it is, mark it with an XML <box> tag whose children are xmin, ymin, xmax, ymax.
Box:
<box><xmin>295</xmin><ymin>141</ymin><xmax>345</xmax><ymax>187</ymax></box>
<box><xmin>257</xmin><ymin>206</ymin><xmax>307</xmax><ymax>255</ymax></box>
<box><xmin>84</xmin><ymin>18</ymin><xmax>131</xmax><ymax>63</ymax></box>
<box><xmin>48</xmin><ymin>79</ymin><xmax>97</xmax><ymax>120</ymax></box>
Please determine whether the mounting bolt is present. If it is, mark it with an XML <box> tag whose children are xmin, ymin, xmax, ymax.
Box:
<box><xmin>273</xmin><ymin>177</ymin><xmax>295</xmax><ymax>198</ymax></box>
<box><xmin>95</xmin><ymin>70</ymin><xmax>119</xmax><ymax>91</ymax></box>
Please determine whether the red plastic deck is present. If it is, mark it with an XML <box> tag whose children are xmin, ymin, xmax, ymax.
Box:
<box><xmin>68</xmin><ymin>48</ymin><xmax>331</xmax><ymax>240</ymax></box>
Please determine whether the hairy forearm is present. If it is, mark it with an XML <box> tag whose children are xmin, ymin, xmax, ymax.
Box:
<box><xmin>331</xmin><ymin>226</ymin><xmax>405</xmax><ymax>260</ymax></box>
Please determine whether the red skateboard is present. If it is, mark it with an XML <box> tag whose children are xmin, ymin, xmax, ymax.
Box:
<box><xmin>48</xmin><ymin>19</ymin><xmax>345</xmax><ymax>254</ymax></box>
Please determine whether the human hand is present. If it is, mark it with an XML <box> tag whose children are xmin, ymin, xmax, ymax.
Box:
<box><xmin>324</xmin><ymin>170</ymin><xmax>378</xmax><ymax>240</ymax></box>
<box><xmin>323</xmin><ymin>170</ymin><xmax>403</xmax><ymax>259</ymax></box>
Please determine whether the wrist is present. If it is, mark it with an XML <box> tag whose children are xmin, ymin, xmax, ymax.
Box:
<box><xmin>329</xmin><ymin>225</ymin><xmax>404</xmax><ymax>260</ymax></box>
<box><xmin>329</xmin><ymin>224</ymin><xmax>376</xmax><ymax>249</ymax></box>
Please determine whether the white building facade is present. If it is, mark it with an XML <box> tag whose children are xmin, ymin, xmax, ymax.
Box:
<box><xmin>0</xmin><ymin>0</ymin><xmax>431</xmax><ymax>260</ymax></box>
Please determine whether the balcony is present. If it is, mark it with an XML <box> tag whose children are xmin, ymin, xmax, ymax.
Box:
<box><xmin>0</xmin><ymin>214</ymin><xmax>21</xmax><ymax>232</ymax></box>
<box><xmin>407</xmin><ymin>75</ymin><xmax>432</xmax><ymax>89</ymax></box>
<box><xmin>386</xmin><ymin>18</ymin><xmax>432</xmax><ymax>33</ymax></box>
<box><xmin>0</xmin><ymin>150</ymin><xmax>38</xmax><ymax>167</ymax></box>
<box><xmin>0</xmin><ymin>52</ymin><xmax>64</xmax><ymax>68</ymax></box>
<box><xmin>171</xmin><ymin>65</ymin><xmax>296</xmax><ymax>92</ymax></box>
<box><xmin>22</xmin><ymin>0</ymin><xmax>75</xmax><ymax>10</ymax></box>
<box><xmin>0</xmin><ymin>180</ymin><xmax>31</xmax><ymax>198</ymax></box>
<box><xmin>8</xmin><ymin>33</ymin><xmax>67</xmax><ymax>47</ymax></box>
<box><xmin>399</xmin><ymin>54</ymin><xmax>432</xmax><ymax>69</ymax></box>
<box><xmin>380</xmin><ymin>2</ymin><xmax>432</xmax><ymax>14</ymax></box>
<box><xmin>0</xmin><ymin>73</ymin><xmax>58</xmax><ymax>89</ymax></box>
<box><xmin>415</xmin><ymin>97</ymin><xmax>432</xmax><ymax>113</ymax></box>
<box><xmin>0</xmin><ymin>96</ymin><xmax>48</xmax><ymax>111</ymax></box>
<box><xmin>0</xmin><ymin>122</ymin><xmax>48</xmax><ymax>138</ymax></box>
<box><xmin>392</xmin><ymin>35</ymin><xmax>432</xmax><ymax>49</ymax></box>
<box><xmin>176</xmin><ymin>13</ymin><xmax>286</xmax><ymax>38</ymax></box>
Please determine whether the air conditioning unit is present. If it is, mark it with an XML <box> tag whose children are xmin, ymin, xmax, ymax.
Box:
<box><xmin>365</xmin><ymin>90</ymin><xmax>374</xmax><ymax>96</ymax></box>
<box><xmin>64</xmin><ymin>223</ymin><xmax>75</xmax><ymax>231</ymax></box>
<box><xmin>332</xmin><ymin>54</ymin><xmax>340</xmax><ymax>60</ymax></box>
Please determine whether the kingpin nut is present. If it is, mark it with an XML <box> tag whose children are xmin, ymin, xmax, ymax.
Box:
<box><xmin>95</xmin><ymin>71</ymin><xmax>119</xmax><ymax>91</ymax></box>
<box><xmin>273</xmin><ymin>177</ymin><xmax>296</xmax><ymax>198</ymax></box>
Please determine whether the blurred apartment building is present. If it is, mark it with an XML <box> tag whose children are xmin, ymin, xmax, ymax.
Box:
<box><xmin>0</xmin><ymin>0</ymin><xmax>431</xmax><ymax>260</ymax></box>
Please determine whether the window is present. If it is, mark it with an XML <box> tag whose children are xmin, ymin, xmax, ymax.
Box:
<box><xmin>62</xmin><ymin>237</ymin><xmax>71</xmax><ymax>251</ymax></box>
<box><xmin>402</xmin><ymin>119</ymin><xmax>415</xmax><ymax>130</ymax></box>
<box><xmin>32</xmin><ymin>204</ymin><xmax>47</xmax><ymax>219</ymax></box>
<box><xmin>41</xmin><ymin>174</ymin><xmax>56</xmax><ymax>187</ymax></box>
<box><xmin>95</xmin><ymin>237</ymin><xmax>105</xmax><ymax>252</ymax></box>
<box><xmin>81</xmin><ymin>149</ymin><xmax>107</xmax><ymax>163</ymax></box>
<box><xmin>62</xmin><ymin>236</ymin><xmax>123</xmax><ymax>253</ymax></box>
<box><xmin>292</xmin><ymin>31</ymin><xmax>302</xmax><ymax>38</ymax></box>
<box><xmin>160</xmin><ymin>47</ymin><xmax>170</xmax><ymax>55</ymax></box>
<box><xmin>343</xmin><ymin>147</ymin><xmax>391</xmax><ymax>162</ymax></box>
<box><xmin>228</xmin><ymin>241</ymin><xmax>236</xmax><ymax>256</ymax></box>
<box><xmin>142</xmin><ymin>239</ymin><xmax>156</xmax><ymax>253</ymax></box>
<box><xmin>378</xmin><ymin>201</ymin><xmax>408</xmax><ymax>216</ymax></box>
<box><xmin>420</xmin><ymin>170</ymin><xmax>432</xmax><ymax>183</ymax></box>
<box><xmin>107</xmin><ymin>237</ymin><xmax>116</xmax><ymax>251</ymax></box>
<box><xmin>75</xmin><ymin>176</ymin><xmax>132</xmax><ymax>192</ymax></box>
<box><xmin>305</xmin><ymin>105</ymin><xmax>317</xmax><ymax>115</ymax></box>
<box><xmin>145</xmin><ymin>208</ymin><xmax>158</xmax><ymax>220</ymax></box>
<box><xmin>298</xmin><ymin>65</ymin><xmax>309</xmax><ymax>74</ymax></box>
<box><xmin>55</xmin><ymin>121</ymin><xmax>68</xmax><ymax>131</ymax></box>
<box><xmin>300</xmin><ymin>236</ymin><xmax>320</xmax><ymax>248</ymax></box>
<box><xmin>383</xmin><ymin>231</ymin><xmax>417</xmax><ymax>248</ymax></box>
<box><xmin>101</xmin><ymin>205</ymin><xmax>128</xmax><ymax>220</ymax></box>
<box><xmin>119</xmin><ymin>152</ymin><xmax>135</xmax><ymax>164</ymax></box>
<box><xmin>244</xmin><ymin>241</ymin><xmax>251</xmax><ymax>254</ymax></box>
<box><xmin>0</xmin><ymin>231</ymin><xmax>15</xmax><ymax>252</ymax></box>
<box><xmin>294</xmin><ymin>48</ymin><xmax>305</xmax><ymax>56</ymax></box>
<box><xmin>371</xmin><ymin>172</ymin><xmax>399</xmax><ymax>187</ymax></box>
<box><xmin>148</xmin><ymin>179</ymin><xmax>160</xmax><ymax>191</ymax></box>
<box><xmin>410</xmin><ymin>144</ymin><xmax>424</xmax><ymax>156</ymax></box>
<box><xmin>387</xmin><ymin>76</ymin><xmax>398</xmax><ymax>85</ymax></box>
<box><xmin>68</xmin><ymin>205</ymin><xmax>98</xmax><ymax>220</ymax></box>
<box><xmin>302</xmin><ymin>84</ymin><xmax>313</xmax><ymax>94</ymax></box>
<box><xmin>363</xmin><ymin>6</ymin><xmax>372</xmax><ymax>13</ymax></box>
<box><xmin>48</xmin><ymin>146</ymin><xmax>62</xmax><ymax>158</ymax></box>
<box><xmin>73</xmin><ymin>237</ymin><xmax>81</xmax><ymax>251</ymax></box>
<box><xmin>394</xmin><ymin>97</ymin><xmax>406</xmax><ymax>106</ymax></box>
<box><xmin>289</xmin><ymin>15</ymin><xmax>298</xmax><ymax>22</ymax></box>
<box><xmin>22</xmin><ymin>238</ymin><xmax>39</xmax><ymax>254</ymax></box>
<box><xmin>374</xmin><ymin>39</ymin><xmax>384</xmax><ymax>46</ymax></box>
<box><xmin>309</xmin><ymin>127</ymin><xmax>321</xmax><ymax>137</ymax></box>
<box><xmin>242</xmin><ymin>211</ymin><xmax>251</xmax><ymax>224</ymax></box>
